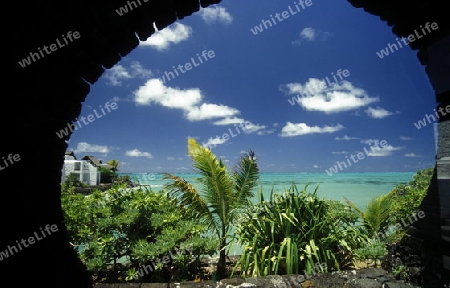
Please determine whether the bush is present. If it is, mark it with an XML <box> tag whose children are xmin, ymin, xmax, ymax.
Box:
<box><xmin>353</xmin><ymin>238</ymin><xmax>388</xmax><ymax>267</ymax></box>
<box><xmin>387</xmin><ymin>167</ymin><xmax>433</xmax><ymax>236</ymax></box>
<box><xmin>99</xmin><ymin>167</ymin><xmax>117</xmax><ymax>183</ymax></box>
<box><xmin>61</xmin><ymin>183</ymin><xmax>218</xmax><ymax>283</ymax></box>
<box><xmin>63</xmin><ymin>172</ymin><xmax>86</xmax><ymax>188</ymax></box>
<box><xmin>233</xmin><ymin>184</ymin><xmax>368</xmax><ymax>277</ymax></box>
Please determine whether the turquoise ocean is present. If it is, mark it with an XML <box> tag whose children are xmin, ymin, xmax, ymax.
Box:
<box><xmin>120</xmin><ymin>172</ymin><xmax>415</xmax><ymax>209</ymax></box>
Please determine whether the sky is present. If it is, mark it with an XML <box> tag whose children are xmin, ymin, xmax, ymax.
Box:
<box><xmin>65</xmin><ymin>0</ymin><xmax>438</xmax><ymax>174</ymax></box>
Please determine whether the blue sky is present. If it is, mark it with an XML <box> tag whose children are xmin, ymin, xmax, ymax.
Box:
<box><xmin>65</xmin><ymin>0</ymin><xmax>437</xmax><ymax>173</ymax></box>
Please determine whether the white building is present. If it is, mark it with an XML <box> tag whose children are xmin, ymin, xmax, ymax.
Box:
<box><xmin>61</xmin><ymin>153</ymin><xmax>101</xmax><ymax>185</ymax></box>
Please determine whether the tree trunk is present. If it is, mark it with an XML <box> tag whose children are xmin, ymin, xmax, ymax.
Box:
<box><xmin>216</xmin><ymin>239</ymin><xmax>227</xmax><ymax>280</ymax></box>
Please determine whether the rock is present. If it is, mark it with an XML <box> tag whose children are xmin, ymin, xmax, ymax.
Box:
<box><xmin>383</xmin><ymin>282</ymin><xmax>418</xmax><ymax>288</ymax></box>
<box><xmin>281</xmin><ymin>274</ymin><xmax>306</xmax><ymax>287</ymax></box>
<box><xmin>350</xmin><ymin>278</ymin><xmax>382</xmax><ymax>288</ymax></box>
<box><xmin>355</xmin><ymin>268</ymin><xmax>388</xmax><ymax>279</ymax></box>
<box><xmin>244</xmin><ymin>275</ymin><xmax>283</xmax><ymax>288</ymax></box>
<box><xmin>219</xmin><ymin>278</ymin><xmax>246</xmax><ymax>287</ymax></box>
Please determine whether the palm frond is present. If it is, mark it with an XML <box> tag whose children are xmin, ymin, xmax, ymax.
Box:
<box><xmin>187</xmin><ymin>138</ymin><xmax>235</xmax><ymax>230</ymax></box>
<box><xmin>365</xmin><ymin>194</ymin><xmax>393</xmax><ymax>234</ymax></box>
<box><xmin>162</xmin><ymin>173</ymin><xmax>210</xmax><ymax>219</ymax></box>
<box><xmin>233</xmin><ymin>149</ymin><xmax>260</xmax><ymax>208</ymax></box>
<box><xmin>346</xmin><ymin>193</ymin><xmax>393</xmax><ymax>236</ymax></box>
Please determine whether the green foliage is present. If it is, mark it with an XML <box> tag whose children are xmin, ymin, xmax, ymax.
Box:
<box><xmin>392</xmin><ymin>264</ymin><xmax>410</xmax><ymax>281</ymax></box>
<box><xmin>106</xmin><ymin>159</ymin><xmax>120</xmax><ymax>172</ymax></box>
<box><xmin>63</xmin><ymin>172</ymin><xmax>87</xmax><ymax>188</ymax></box>
<box><xmin>388</xmin><ymin>167</ymin><xmax>433</xmax><ymax>229</ymax></box>
<box><xmin>163</xmin><ymin>138</ymin><xmax>260</xmax><ymax>279</ymax></box>
<box><xmin>346</xmin><ymin>193</ymin><xmax>393</xmax><ymax>238</ymax></box>
<box><xmin>61</xmin><ymin>183</ymin><xmax>217</xmax><ymax>283</ymax></box>
<box><xmin>353</xmin><ymin>238</ymin><xmax>388</xmax><ymax>267</ymax></box>
<box><xmin>233</xmin><ymin>184</ymin><xmax>369</xmax><ymax>277</ymax></box>
<box><xmin>99</xmin><ymin>166</ymin><xmax>117</xmax><ymax>183</ymax></box>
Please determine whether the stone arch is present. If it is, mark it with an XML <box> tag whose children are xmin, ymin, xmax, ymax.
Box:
<box><xmin>3</xmin><ymin>0</ymin><xmax>449</xmax><ymax>287</ymax></box>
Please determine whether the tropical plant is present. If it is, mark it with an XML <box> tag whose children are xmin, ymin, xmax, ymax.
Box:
<box><xmin>99</xmin><ymin>166</ymin><xmax>117</xmax><ymax>183</ymax></box>
<box><xmin>233</xmin><ymin>184</ymin><xmax>368</xmax><ymax>277</ymax></box>
<box><xmin>346</xmin><ymin>193</ymin><xmax>393</xmax><ymax>238</ymax></box>
<box><xmin>61</xmin><ymin>182</ymin><xmax>217</xmax><ymax>283</ymax></box>
<box><xmin>106</xmin><ymin>159</ymin><xmax>120</xmax><ymax>172</ymax></box>
<box><xmin>63</xmin><ymin>172</ymin><xmax>86</xmax><ymax>188</ymax></box>
<box><xmin>163</xmin><ymin>137</ymin><xmax>260</xmax><ymax>280</ymax></box>
<box><xmin>392</xmin><ymin>264</ymin><xmax>410</xmax><ymax>281</ymax></box>
<box><xmin>353</xmin><ymin>237</ymin><xmax>388</xmax><ymax>267</ymax></box>
<box><xmin>387</xmin><ymin>167</ymin><xmax>433</xmax><ymax>229</ymax></box>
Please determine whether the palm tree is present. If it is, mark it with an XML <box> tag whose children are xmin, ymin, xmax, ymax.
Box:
<box><xmin>346</xmin><ymin>193</ymin><xmax>393</xmax><ymax>238</ymax></box>
<box><xmin>163</xmin><ymin>138</ymin><xmax>259</xmax><ymax>279</ymax></box>
<box><xmin>106</xmin><ymin>159</ymin><xmax>120</xmax><ymax>172</ymax></box>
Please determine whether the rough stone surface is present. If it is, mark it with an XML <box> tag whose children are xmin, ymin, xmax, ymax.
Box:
<box><xmin>92</xmin><ymin>268</ymin><xmax>422</xmax><ymax>288</ymax></box>
<box><xmin>351</xmin><ymin>278</ymin><xmax>382</xmax><ymax>288</ymax></box>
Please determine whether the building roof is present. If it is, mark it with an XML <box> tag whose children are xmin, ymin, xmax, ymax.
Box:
<box><xmin>65</xmin><ymin>150</ymin><xmax>77</xmax><ymax>160</ymax></box>
<box><xmin>81</xmin><ymin>155</ymin><xmax>103</xmax><ymax>167</ymax></box>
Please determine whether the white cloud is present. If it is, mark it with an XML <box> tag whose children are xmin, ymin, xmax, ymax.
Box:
<box><xmin>126</xmin><ymin>149</ymin><xmax>153</xmax><ymax>159</ymax></box>
<box><xmin>360</xmin><ymin>139</ymin><xmax>378</xmax><ymax>145</ymax></box>
<box><xmin>212</xmin><ymin>118</ymin><xmax>269</xmax><ymax>134</ymax></box>
<box><xmin>243</xmin><ymin>123</ymin><xmax>266</xmax><ymax>134</ymax></box>
<box><xmin>134</xmin><ymin>79</ymin><xmax>241</xmax><ymax>122</ymax></box>
<box><xmin>103</xmin><ymin>61</ymin><xmax>152</xmax><ymax>86</ymax></box>
<box><xmin>313</xmin><ymin>165</ymin><xmax>320</xmax><ymax>168</ymax></box>
<box><xmin>198</xmin><ymin>6</ymin><xmax>232</xmax><ymax>24</ymax></box>
<box><xmin>365</xmin><ymin>106</ymin><xmax>399</xmax><ymax>119</ymax></box>
<box><xmin>300</xmin><ymin>27</ymin><xmax>316</xmax><ymax>41</ymax></box>
<box><xmin>167</xmin><ymin>156</ymin><xmax>183</xmax><ymax>160</ymax></box>
<box><xmin>212</xmin><ymin>117</ymin><xmax>246</xmax><ymax>125</ymax></box>
<box><xmin>292</xmin><ymin>27</ymin><xmax>332</xmax><ymax>45</ymax></box>
<box><xmin>405</xmin><ymin>153</ymin><xmax>421</xmax><ymax>157</ymax></box>
<box><xmin>202</xmin><ymin>136</ymin><xmax>228</xmax><ymax>148</ymax></box>
<box><xmin>185</xmin><ymin>103</ymin><xmax>240</xmax><ymax>121</ymax></box>
<box><xmin>103</xmin><ymin>65</ymin><xmax>131</xmax><ymax>86</ymax></box>
<box><xmin>140</xmin><ymin>23</ymin><xmax>192</xmax><ymax>50</ymax></box>
<box><xmin>364</xmin><ymin>145</ymin><xmax>404</xmax><ymax>157</ymax></box>
<box><xmin>282</xmin><ymin>79</ymin><xmax>379</xmax><ymax>113</ymax></box>
<box><xmin>135</xmin><ymin>78</ymin><xmax>203</xmax><ymax>108</ymax></box>
<box><xmin>74</xmin><ymin>142</ymin><xmax>110</xmax><ymax>154</ymax></box>
<box><xmin>257</xmin><ymin>129</ymin><xmax>274</xmax><ymax>135</ymax></box>
<box><xmin>332</xmin><ymin>151</ymin><xmax>350</xmax><ymax>154</ymax></box>
<box><xmin>400</xmin><ymin>136</ymin><xmax>412</xmax><ymax>140</ymax></box>
<box><xmin>335</xmin><ymin>135</ymin><xmax>359</xmax><ymax>141</ymax></box>
<box><xmin>279</xmin><ymin>122</ymin><xmax>344</xmax><ymax>137</ymax></box>
<box><xmin>129</xmin><ymin>61</ymin><xmax>152</xmax><ymax>78</ymax></box>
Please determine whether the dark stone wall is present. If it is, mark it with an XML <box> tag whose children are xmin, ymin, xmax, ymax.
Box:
<box><xmin>2</xmin><ymin>1</ymin><xmax>448</xmax><ymax>287</ymax></box>
<box><xmin>3</xmin><ymin>1</ymin><xmax>221</xmax><ymax>287</ymax></box>
<box><xmin>345</xmin><ymin>1</ymin><xmax>450</xmax><ymax>287</ymax></box>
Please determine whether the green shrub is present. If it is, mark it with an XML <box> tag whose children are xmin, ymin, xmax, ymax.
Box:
<box><xmin>99</xmin><ymin>167</ymin><xmax>117</xmax><ymax>183</ymax></box>
<box><xmin>387</xmin><ymin>167</ymin><xmax>433</xmax><ymax>235</ymax></box>
<box><xmin>353</xmin><ymin>238</ymin><xmax>388</xmax><ymax>267</ymax></box>
<box><xmin>61</xmin><ymin>183</ymin><xmax>217</xmax><ymax>283</ymax></box>
<box><xmin>233</xmin><ymin>184</ymin><xmax>368</xmax><ymax>277</ymax></box>
<box><xmin>63</xmin><ymin>172</ymin><xmax>86</xmax><ymax>188</ymax></box>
